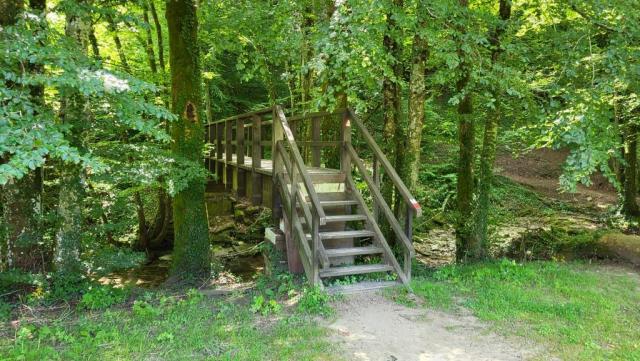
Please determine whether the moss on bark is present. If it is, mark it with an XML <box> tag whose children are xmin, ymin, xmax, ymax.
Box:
<box><xmin>166</xmin><ymin>0</ymin><xmax>210</xmax><ymax>280</ymax></box>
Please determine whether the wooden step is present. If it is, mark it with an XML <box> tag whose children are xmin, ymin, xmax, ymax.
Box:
<box><xmin>305</xmin><ymin>230</ymin><xmax>375</xmax><ymax>240</ymax></box>
<box><xmin>324</xmin><ymin>214</ymin><xmax>367</xmax><ymax>223</ymax></box>
<box><xmin>319</xmin><ymin>264</ymin><xmax>393</xmax><ymax>278</ymax></box>
<box><xmin>326</xmin><ymin>281</ymin><xmax>398</xmax><ymax>295</ymax></box>
<box><xmin>320</xmin><ymin>230</ymin><xmax>375</xmax><ymax>240</ymax></box>
<box><xmin>309</xmin><ymin>172</ymin><xmax>346</xmax><ymax>184</ymax></box>
<box><xmin>325</xmin><ymin>246</ymin><xmax>383</xmax><ymax>258</ymax></box>
<box><xmin>320</xmin><ymin>199</ymin><xmax>358</xmax><ymax>207</ymax></box>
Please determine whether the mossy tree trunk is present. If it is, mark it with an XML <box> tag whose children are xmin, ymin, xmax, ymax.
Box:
<box><xmin>471</xmin><ymin>0</ymin><xmax>512</xmax><ymax>257</ymax></box>
<box><xmin>381</xmin><ymin>0</ymin><xmax>404</xmax><ymax>211</ymax></box>
<box><xmin>455</xmin><ymin>0</ymin><xmax>477</xmax><ymax>261</ymax></box>
<box><xmin>55</xmin><ymin>4</ymin><xmax>91</xmax><ymax>275</ymax></box>
<box><xmin>0</xmin><ymin>0</ymin><xmax>46</xmax><ymax>272</ymax></box>
<box><xmin>166</xmin><ymin>0</ymin><xmax>210</xmax><ymax>280</ymax></box>
<box><xmin>622</xmin><ymin>121</ymin><xmax>639</xmax><ymax>216</ymax></box>
<box><xmin>405</xmin><ymin>14</ymin><xmax>429</xmax><ymax>194</ymax></box>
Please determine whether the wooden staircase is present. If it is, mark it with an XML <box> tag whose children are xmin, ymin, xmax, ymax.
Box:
<box><xmin>272</xmin><ymin>106</ymin><xmax>422</xmax><ymax>292</ymax></box>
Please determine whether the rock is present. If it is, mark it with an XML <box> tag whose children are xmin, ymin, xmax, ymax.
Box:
<box><xmin>246</xmin><ymin>205</ymin><xmax>261</xmax><ymax>215</ymax></box>
<box><xmin>414</xmin><ymin>228</ymin><xmax>456</xmax><ymax>267</ymax></box>
<box><xmin>234</xmin><ymin>202</ymin><xmax>249</xmax><ymax>210</ymax></box>
<box><xmin>234</xmin><ymin>209</ymin><xmax>245</xmax><ymax>219</ymax></box>
<box><xmin>211</xmin><ymin>218</ymin><xmax>235</xmax><ymax>234</ymax></box>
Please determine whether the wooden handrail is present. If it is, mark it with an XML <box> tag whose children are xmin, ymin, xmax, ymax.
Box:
<box><xmin>347</xmin><ymin>109</ymin><xmax>423</xmax><ymax>218</ymax></box>
<box><xmin>205</xmin><ymin>107</ymin><xmax>273</xmax><ymax>127</ymax></box>
<box><xmin>347</xmin><ymin>143</ymin><xmax>415</xmax><ymax>256</ymax></box>
<box><xmin>275</xmin><ymin>106</ymin><xmax>327</xmax><ymax>225</ymax></box>
<box><xmin>286</xmin><ymin>109</ymin><xmax>346</xmax><ymax>123</ymax></box>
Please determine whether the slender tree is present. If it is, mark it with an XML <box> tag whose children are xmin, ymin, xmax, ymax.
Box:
<box><xmin>381</xmin><ymin>0</ymin><xmax>404</xmax><ymax>209</ymax></box>
<box><xmin>472</xmin><ymin>0</ymin><xmax>512</xmax><ymax>255</ymax></box>
<box><xmin>55</xmin><ymin>1</ymin><xmax>91</xmax><ymax>275</ymax></box>
<box><xmin>455</xmin><ymin>0</ymin><xmax>476</xmax><ymax>260</ymax></box>
<box><xmin>166</xmin><ymin>0</ymin><xmax>210</xmax><ymax>280</ymax></box>
<box><xmin>405</xmin><ymin>5</ymin><xmax>429</xmax><ymax>193</ymax></box>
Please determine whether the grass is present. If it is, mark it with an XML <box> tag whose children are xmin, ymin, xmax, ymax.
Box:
<box><xmin>0</xmin><ymin>288</ymin><xmax>339</xmax><ymax>361</ymax></box>
<box><xmin>394</xmin><ymin>260</ymin><xmax>640</xmax><ymax>360</ymax></box>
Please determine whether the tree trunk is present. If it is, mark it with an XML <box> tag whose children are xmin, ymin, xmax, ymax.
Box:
<box><xmin>106</xmin><ymin>13</ymin><xmax>131</xmax><ymax>73</ymax></box>
<box><xmin>142</xmin><ymin>2</ymin><xmax>158</xmax><ymax>75</ymax></box>
<box><xmin>381</xmin><ymin>0</ymin><xmax>404</xmax><ymax>210</ymax></box>
<box><xmin>622</xmin><ymin>122</ymin><xmax>639</xmax><ymax>216</ymax></box>
<box><xmin>166</xmin><ymin>0</ymin><xmax>210</xmax><ymax>281</ymax></box>
<box><xmin>405</xmin><ymin>18</ymin><xmax>428</xmax><ymax>194</ymax></box>
<box><xmin>55</xmin><ymin>5</ymin><xmax>90</xmax><ymax>275</ymax></box>
<box><xmin>1</xmin><ymin>0</ymin><xmax>47</xmax><ymax>272</ymax></box>
<box><xmin>455</xmin><ymin>0</ymin><xmax>476</xmax><ymax>261</ymax></box>
<box><xmin>88</xmin><ymin>23</ymin><xmax>101</xmax><ymax>61</ymax></box>
<box><xmin>148</xmin><ymin>0</ymin><xmax>165</xmax><ymax>72</ymax></box>
<box><xmin>471</xmin><ymin>0</ymin><xmax>512</xmax><ymax>257</ymax></box>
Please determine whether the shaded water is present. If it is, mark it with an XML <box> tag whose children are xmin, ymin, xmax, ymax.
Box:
<box><xmin>100</xmin><ymin>192</ymin><xmax>265</xmax><ymax>288</ymax></box>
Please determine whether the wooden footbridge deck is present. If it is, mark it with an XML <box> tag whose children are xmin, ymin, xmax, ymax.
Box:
<box><xmin>205</xmin><ymin>106</ymin><xmax>422</xmax><ymax>290</ymax></box>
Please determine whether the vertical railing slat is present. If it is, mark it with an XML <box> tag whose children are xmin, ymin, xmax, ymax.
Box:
<box><xmin>237</xmin><ymin>117</ymin><xmax>246</xmax><ymax>196</ymax></box>
<box><xmin>251</xmin><ymin>114</ymin><xmax>263</xmax><ymax>205</ymax></box>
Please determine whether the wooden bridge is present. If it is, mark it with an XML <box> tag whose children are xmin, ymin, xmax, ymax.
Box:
<box><xmin>205</xmin><ymin>106</ymin><xmax>422</xmax><ymax>291</ymax></box>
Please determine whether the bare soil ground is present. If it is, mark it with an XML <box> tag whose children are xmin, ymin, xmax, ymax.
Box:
<box><xmin>328</xmin><ymin>292</ymin><xmax>542</xmax><ymax>361</ymax></box>
<box><xmin>496</xmin><ymin>148</ymin><xmax>617</xmax><ymax>208</ymax></box>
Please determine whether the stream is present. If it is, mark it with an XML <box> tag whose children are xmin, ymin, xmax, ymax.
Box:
<box><xmin>100</xmin><ymin>193</ymin><xmax>265</xmax><ymax>288</ymax></box>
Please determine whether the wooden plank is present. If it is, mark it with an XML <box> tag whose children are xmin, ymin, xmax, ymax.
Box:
<box><xmin>348</xmin><ymin>109</ymin><xmax>422</xmax><ymax>218</ymax></box>
<box><xmin>216</xmin><ymin>122</ymin><xmax>224</xmax><ymax>182</ymax></box>
<box><xmin>347</xmin><ymin>143</ymin><xmax>414</xmax><ymax>257</ymax></box>
<box><xmin>319</xmin><ymin>264</ymin><xmax>392</xmax><ymax>278</ymax></box>
<box><xmin>286</xmin><ymin>109</ymin><xmax>346</xmax><ymax>123</ymax></box>
<box><xmin>324</xmin><ymin>214</ymin><xmax>367</xmax><ymax>222</ymax></box>
<box><xmin>272</xmin><ymin>108</ymin><xmax>284</xmax><ymax>224</ymax></box>
<box><xmin>320</xmin><ymin>199</ymin><xmax>358</xmax><ymax>207</ymax></box>
<box><xmin>340</xmin><ymin>110</ymin><xmax>351</xmax><ymax>174</ymax></box>
<box><xmin>206</xmin><ymin>106</ymin><xmax>272</xmax><ymax>127</ymax></box>
<box><xmin>225</xmin><ymin>119</ymin><xmax>233</xmax><ymax>189</ymax></box>
<box><xmin>325</xmin><ymin>246</ymin><xmax>383</xmax><ymax>257</ymax></box>
<box><xmin>311</xmin><ymin>116</ymin><xmax>321</xmax><ymax>167</ymax></box>
<box><xmin>236</xmin><ymin>117</ymin><xmax>246</xmax><ymax>196</ymax></box>
<box><xmin>251</xmin><ymin>114</ymin><xmax>263</xmax><ymax>205</ymax></box>
<box><xmin>318</xmin><ymin>230</ymin><xmax>375</xmax><ymax>240</ymax></box>
<box><xmin>346</xmin><ymin>176</ymin><xmax>409</xmax><ymax>285</ymax></box>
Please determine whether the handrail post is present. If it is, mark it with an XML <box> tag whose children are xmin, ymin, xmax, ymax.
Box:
<box><xmin>311</xmin><ymin>116</ymin><xmax>321</xmax><ymax>167</ymax></box>
<box><xmin>404</xmin><ymin>205</ymin><xmax>413</xmax><ymax>282</ymax></box>
<box><xmin>225</xmin><ymin>119</ymin><xmax>233</xmax><ymax>190</ymax></box>
<box><xmin>312</xmin><ymin>212</ymin><xmax>320</xmax><ymax>286</ymax></box>
<box><xmin>216</xmin><ymin>122</ymin><xmax>224</xmax><ymax>184</ymax></box>
<box><xmin>236</xmin><ymin>117</ymin><xmax>246</xmax><ymax>197</ymax></box>
<box><xmin>340</xmin><ymin>110</ymin><xmax>352</xmax><ymax>175</ymax></box>
<box><xmin>373</xmin><ymin>157</ymin><xmax>380</xmax><ymax>221</ymax></box>
<box><xmin>272</xmin><ymin>108</ymin><xmax>284</xmax><ymax>224</ymax></box>
<box><xmin>251</xmin><ymin>114</ymin><xmax>263</xmax><ymax>205</ymax></box>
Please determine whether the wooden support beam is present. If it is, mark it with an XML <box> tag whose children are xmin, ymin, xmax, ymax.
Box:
<box><xmin>341</xmin><ymin>110</ymin><xmax>351</xmax><ymax>174</ymax></box>
<box><xmin>311</xmin><ymin>116</ymin><xmax>321</xmax><ymax>167</ymax></box>
<box><xmin>216</xmin><ymin>122</ymin><xmax>224</xmax><ymax>183</ymax></box>
<box><xmin>225</xmin><ymin>119</ymin><xmax>233</xmax><ymax>189</ymax></box>
<box><xmin>251</xmin><ymin>114</ymin><xmax>263</xmax><ymax>205</ymax></box>
<box><xmin>236</xmin><ymin>117</ymin><xmax>246</xmax><ymax>197</ymax></box>
<box><xmin>272</xmin><ymin>108</ymin><xmax>284</xmax><ymax>224</ymax></box>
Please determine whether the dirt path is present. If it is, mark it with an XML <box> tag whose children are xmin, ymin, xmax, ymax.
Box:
<box><xmin>328</xmin><ymin>292</ymin><xmax>540</xmax><ymax>361</ymax></box>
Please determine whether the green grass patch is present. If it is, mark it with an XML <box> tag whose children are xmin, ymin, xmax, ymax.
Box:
<box><xmin>1</xmin><ymin>289</ymin><xmax>339</xmax><ymax>360</ymax></box>
<box><xmin>402</xmin><ymin>260</ymin><xmax>640</xmax><ymax>360</ymax></box>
